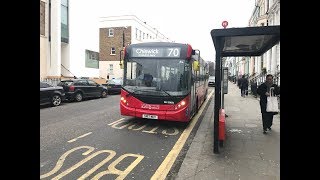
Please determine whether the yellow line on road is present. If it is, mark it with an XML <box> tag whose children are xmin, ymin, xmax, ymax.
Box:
<box><xmin>151</xmin><ymin>90</ymin><xmax>214</xmax><ymax>180</ymax></box>
<box><xmin>67</xmin><ymin>132</ymin><xmax>92</xmax><ymax>143</ymax></box>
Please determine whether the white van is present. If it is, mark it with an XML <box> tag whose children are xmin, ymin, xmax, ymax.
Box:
<box><xmin>208</xmin><ymin>76</ymin><xmax>215</xmax><ymax>87</ymax></box>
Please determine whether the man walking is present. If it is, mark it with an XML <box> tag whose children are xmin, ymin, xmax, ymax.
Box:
<box><xmin>240</xmin><ymin>75</ymin><xmax>249</xmax><ymax>97</ymax></box>
<box><xmin>257</xmin><ymin>74</ymin><xmax>280</xmax><ymax>134</ymax></box>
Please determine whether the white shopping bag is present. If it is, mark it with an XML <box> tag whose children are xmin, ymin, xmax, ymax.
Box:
<box><xmin>266</xmin><ymin>87</ymin><xmax>279</xmax><ymax>112</ymax></box>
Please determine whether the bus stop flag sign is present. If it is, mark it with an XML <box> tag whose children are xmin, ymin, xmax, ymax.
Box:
<box><xmin>222</xmin><ymin>21</ymin><xmax>228</xmax><ymax>29</ymax></box>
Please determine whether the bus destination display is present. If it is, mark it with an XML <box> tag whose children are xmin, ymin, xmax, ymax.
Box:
<box><xmin>131</xmin><ymin>47</ymin><xmax>181</xmax><ymax>58</ymax></box>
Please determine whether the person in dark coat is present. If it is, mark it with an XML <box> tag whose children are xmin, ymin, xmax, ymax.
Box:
<box><xmin>237</xmin><ymin>75</ymin><xmax>242</xmax><ymax>88</ymax></box>
<box><xmin>240</xmin><ymin>75</ymin><xmax>249</xmax><ymax>97</ymax></box>
<box><xmin>257</xmin><ymin>74</ymin><xmax>280</xmax><ymax>134</ymax></box>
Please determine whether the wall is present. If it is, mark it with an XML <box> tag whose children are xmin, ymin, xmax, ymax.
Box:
<box><xmin>40</xmin><ymin>37</ymin><xmax>48</xmax><ymax>79</ymax></box>
<box><xmin>40</xmin><ymin>0</ymin><xmax>49</xmax><ymax>79</ymax></box>
<box><xmin>99</xmin><ymin>27</ymin><xmax>132</xmax><ymax>62</ymax></box>
<box><xmin>99</xmin><ymin>61</ymin><xmax>123</xmax><ymax>80</ymax></box>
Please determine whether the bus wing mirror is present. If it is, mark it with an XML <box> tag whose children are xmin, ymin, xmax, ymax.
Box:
<box><xmin>120</xmin><ymin>60</ymin><xmax>124</xmax><ymax>69</ymax></box>
<box><xmin>193</xmin><ymin>61</ymin><xmax>200</xmax><ymax>71</ymax></box>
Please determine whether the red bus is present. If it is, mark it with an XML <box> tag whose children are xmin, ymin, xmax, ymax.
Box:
<box><xmin>120</xmin><ymin>42</ymin><xmax>208</xmax><ymax>122</ymax></box>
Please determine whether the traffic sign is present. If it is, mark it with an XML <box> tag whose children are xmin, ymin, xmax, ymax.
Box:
<box><xmin>222</xmin><ymin>21</ymin><xmax>228</xmax><ymax>28</ymax></box>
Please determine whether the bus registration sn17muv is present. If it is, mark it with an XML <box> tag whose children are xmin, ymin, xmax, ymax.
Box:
<box><xmin>142</xmin><ymin>114</ymin><xmax>158</xmax><ymax>119</ymax></box>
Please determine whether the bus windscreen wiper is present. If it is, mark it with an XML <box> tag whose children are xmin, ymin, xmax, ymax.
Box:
<box><xmin>155</xmin><ymin>89</ymin><xmax>172</xmax><ymax>97</ymax></box>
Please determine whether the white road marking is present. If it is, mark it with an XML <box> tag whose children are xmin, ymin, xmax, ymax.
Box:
<box><xmin>67</xmin><ymin>132</ymin><xmax>92</xmax><ymax>143</ymax></box>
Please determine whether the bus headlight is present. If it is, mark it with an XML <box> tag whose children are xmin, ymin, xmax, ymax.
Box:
<box><xmin>121</xmin><ymin>97</ymin><xmax>127</xmax><ymax>103</ymax></box>
<box><xmin>175</xmin><ymin>100</ymin><xmax>186</xmax><ymax>109</ymax></box>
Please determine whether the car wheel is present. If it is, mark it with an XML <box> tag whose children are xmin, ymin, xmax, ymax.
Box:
<box><xmin>51</xmin><ymin>94</ymin><xmax>62</xmax><ymax>106</ymax></box>
<box><xmin>101</xmin><ymin>90</ymin><xmax>107</xmax><ymax>98</ymax></box>
<box><xmin>75</xmin><ymin>92</ymin><xmax>83</xmax><ymax>102</ymax></box>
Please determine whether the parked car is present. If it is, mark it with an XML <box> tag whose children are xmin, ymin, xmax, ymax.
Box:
<box><xmin>57</xmin><ymin>79</ymin><xmax>108</xmax><ymax>102</ymax></box>
<box><xmin>102</xmin><ymin>79</ymin><xmax>122</xmax><ymax>94</ymax></box>
<box><xmin>40</xmin><ymin>81</ymin><xmax>65</xmax><ymax>107</ymax></box>
<box><xmin>208</xmin><ymin>76</ymin><xmax>215</xmax><ymax>87</ymax></box>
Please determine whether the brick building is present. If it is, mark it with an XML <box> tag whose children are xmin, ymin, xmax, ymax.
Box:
<box><xmin>99</xmin><ymin>15</ymin><xmax>172</xmax><ymax>80</ymax></box>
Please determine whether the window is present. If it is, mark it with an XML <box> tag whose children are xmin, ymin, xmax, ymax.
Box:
<box><xmin>85</xmin><ymin>49</ymin><xmax>99</xmax><ymax>68</ymax></box>
<box><xmin>61</xmin><ymin>0</ymin><xmax>69</xmax><ymax>43</ymax></box>
<box><xmin>74</xmin><ymin>80</ymin><xmax>88</xmax><ymax>86</ymax></box>
<box><xmin>139</xmin><ymin>30</ymin><xmax>141</xmax><ymax>40</ymax></box>
<box><xmin>40</xmin><ymin>1</ymin><xmax>45</xmax><ymax>36</ymax></box>
<box><xmin>111</xmin><ymin>47</ymin><xmax>116</xmax><ymax>55</ymax></box>
<box><xmin>90</xmin><ymin>54</ymin><xmax>95</xmax><ymax>59</ymax></box>
<box><xmin>135</xmin><ymin>28</ymin><xmax>138</xmax><ymax>39</ymax></box>
<box><xmin>146</xmin><ymin>33</ymin><xmax>149</xmax><ymax>39</ymax></box>
<box><xmin>109</xmin><ymin>64</ymin><xmax>114</xmax><ymax>74</ymax></box>
<box><xmin>40</xmin><ymin>82</ymin><xmax>51</xmax><ymax>88</ymax></box>
<box><xmin>109</xmin><ymin>28</ymin><xmax>114</xmax><ymax>37</ymax></box>
<box><xmin>87</xmin><ymin>80</ymin><xmax>97</xmax><ymax>86</ymax></box>
<box><xmin>143</xmin><ymin>32</ymin><xmax>145</xmax><ymax>39</ymax></box>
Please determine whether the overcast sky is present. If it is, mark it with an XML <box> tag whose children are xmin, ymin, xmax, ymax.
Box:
<box><xmin>87</xmin><ymin>0</ymin><xmax>255</xmax><ymax>62</ymax></box>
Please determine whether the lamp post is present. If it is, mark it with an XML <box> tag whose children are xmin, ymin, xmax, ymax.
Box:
<box><xmin>122</xmin><ymin>27</ymin><xmax>126</xmax><ymax>48</ymax></box>
<box><xmin>120</xmin><ymin>26</ymin><xmax>127</xmax><ymax>66</ymax></box>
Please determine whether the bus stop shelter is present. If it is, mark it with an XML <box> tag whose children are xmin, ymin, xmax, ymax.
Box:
<box><xmin>210</xmin><ymin>25</ymin><xmax>280</xmax><ymax>153</ymax></box>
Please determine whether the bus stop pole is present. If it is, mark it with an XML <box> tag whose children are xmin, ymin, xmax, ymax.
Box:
<box><xmin>213</xmin><ymin>38</ymin><xmax>222</xmax><ymax>154</ymax></box>
<box><xmin>221</xmin><ymin>62</ymin><xmax>224</xmax><ymax>109</ymax></box>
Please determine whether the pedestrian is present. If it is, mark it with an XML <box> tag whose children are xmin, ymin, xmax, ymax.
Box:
<box><xmin>250</xmin><ymin>80</ymin><xmax>258</xmax><ymax>98</ymax></box>
<box><xmin>257</xmin><ymin>74</ymin><xmax>280</xmax><ymax>134</ymax></box>
<box><xmin>237</xmin><ymin>75</ymin><xmax>242</xmax><ymax>90</ymax></box>
<box><xmin>240</xmin><ymin>75</ymin><xmax>249</xmax><ymax>97</ymax></box>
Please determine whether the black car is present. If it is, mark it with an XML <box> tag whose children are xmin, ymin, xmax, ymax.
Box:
<box><xmin>102</xmin><ymin>79</ymin><xmax>122</xmax><ymax>94</ymax></box>
<box><xmin>57</xmin><ymin>79</ymin><xmax>108</xmax><ymax>102</ymax></box>
<box><xmin>40</xmin><ymin>81</ymin><xmax>65</xmax><ymax>107</ymax></box>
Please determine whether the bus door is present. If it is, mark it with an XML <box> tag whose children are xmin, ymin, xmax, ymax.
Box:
<box><xmin>190</xmin><ymin>66</ymin><xmax>197</xmax><ymax>116</ymax></box>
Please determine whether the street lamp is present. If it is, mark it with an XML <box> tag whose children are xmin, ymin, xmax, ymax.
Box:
<box><xmin>120</xmin><ymin>26</ymin><xmax>127</xmax><ymax>70</ymax></box>
<box><xmin>122</xmin><ymin>26</ymin><xmax>128</xmax><ymax>48</ymax></box>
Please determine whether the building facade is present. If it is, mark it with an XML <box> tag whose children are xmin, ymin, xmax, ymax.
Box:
<box><xmin>99</xmin><ymin>15</ymin><xmax>172</xmax><ymax>80</ymax></box>
<box><xmin>248</xmin><ymin>0</ymin><xmax>280</xmax><ymax>76</ymax></box>
<box><xmin>225</xmin><ymin>0</ymin><xmax>280</xmax><ymax>84</ymax></box>
<box><xmin>40</xmin><ymin>0</ymin><xmax>100</xmax><ymax>81</ymax></box>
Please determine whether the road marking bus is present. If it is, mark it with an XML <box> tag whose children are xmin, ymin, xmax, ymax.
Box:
<box><xmin>40</xmin><ymin>146</ymin><xmax>144</xmax><ymax>180</ymax></box>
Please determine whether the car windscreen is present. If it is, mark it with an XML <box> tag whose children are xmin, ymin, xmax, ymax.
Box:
<box><xmin>108</xmin><ymin>79</ymin><xmax>122</xmax><ymax>85</ymax></box>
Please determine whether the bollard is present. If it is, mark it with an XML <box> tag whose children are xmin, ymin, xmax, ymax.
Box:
<box><xmin>219</xmin><ymin>109</ymin><xmax>226</xmax><ymax>146</ymax></box>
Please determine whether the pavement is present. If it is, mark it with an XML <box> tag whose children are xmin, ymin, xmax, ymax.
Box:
<box><xmin>175</xmin><ymin>82</ymin><xmax>280</xmax><ymax>180</ymax></box>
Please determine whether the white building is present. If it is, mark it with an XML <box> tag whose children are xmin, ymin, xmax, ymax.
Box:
<box><xmin>248</xmin><ymin>0</ymin><xmax>280</xmax><ymax>76</ymax></box>
<box><xmin>40</xmin><ymin>0</ymin><xmax>100</xmax><ymax>80</ymax></box>
<box><xmin>99</xmin><ymin>15</ymin><xmax>172</xmax><ymax>80</ymax></box>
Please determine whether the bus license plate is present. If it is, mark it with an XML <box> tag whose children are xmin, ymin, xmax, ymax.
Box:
<box><xmin>142</xmin><ymin>114</ymin><xmax>158</xmax><ymax>119</ymax></box>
